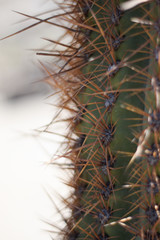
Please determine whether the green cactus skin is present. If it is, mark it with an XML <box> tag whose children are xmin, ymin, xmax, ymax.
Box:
<box><xmin>3</xmin><ymin>0</ymin><xmax>160</xmax><ymax>239</ymax></box>
<box><xmin>45</xmin><ymin>0</ymin><xmax>160</xmax><ymax>239</ymax></box>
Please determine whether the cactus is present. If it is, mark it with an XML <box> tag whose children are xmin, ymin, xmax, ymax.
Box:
<box><xmin>3</xmin><ymin>0</ymin><xmax>160</xmax><ymax>239</ymax></box>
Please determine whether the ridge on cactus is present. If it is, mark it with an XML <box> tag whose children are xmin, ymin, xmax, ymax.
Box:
<box><xmin>2</xmin><ymin>0</ymin><xmax>160</xmax><ymax>239</ymax></box>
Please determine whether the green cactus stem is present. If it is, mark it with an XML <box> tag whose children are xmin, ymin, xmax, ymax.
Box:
<box><xmin>43</xmin><ymin>1</ymin><xmax>160</xmax><ymax>239</ymax></box>
<box><xmin>2</xmin><ymin>0</ymin><xmax>160</xmax><ymax>239</ymax></box>
<box><xmin>36</xmin><ymin>0</ymin><xmax>160</xmax><ymax>239</ymax></box>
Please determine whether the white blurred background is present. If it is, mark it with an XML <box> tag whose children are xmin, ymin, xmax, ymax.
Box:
<box><xmin>0</xmin><ymin>0</ymin><xmax>68</xmax><ymax>239</ymax></box>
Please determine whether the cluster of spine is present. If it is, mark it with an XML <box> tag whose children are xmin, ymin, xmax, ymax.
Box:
<box><xmin>39</xmin><ymin>0</ymin><xmax>160</xmax><ymax>239</ymax></box>
<box><xmin>11</xmin><ymin>0</ymin><xmax>159</xmax><ymax>239</ymax></box>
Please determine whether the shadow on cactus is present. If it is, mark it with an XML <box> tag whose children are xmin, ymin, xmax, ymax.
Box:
<box><xmin>2</xmin><ymin>0</ymin><xmax>160</xmax><ymax>239</ymax></box>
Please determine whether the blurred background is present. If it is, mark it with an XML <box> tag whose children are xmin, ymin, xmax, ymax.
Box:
<box><xmin>0</xmin><ymin>0</ymin><xmax>68</xmax><ymax>239</ymax></box>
